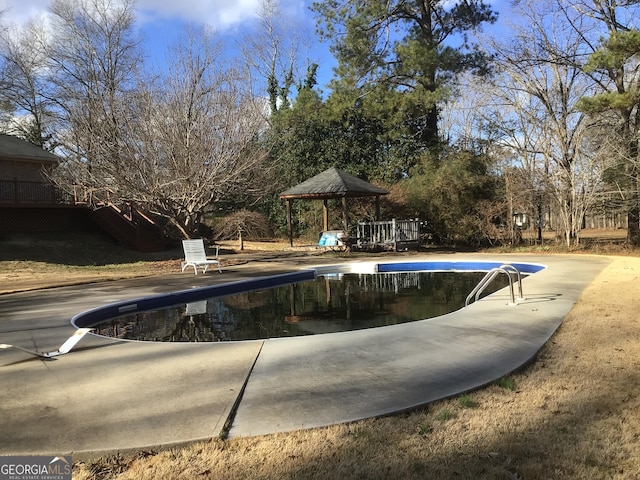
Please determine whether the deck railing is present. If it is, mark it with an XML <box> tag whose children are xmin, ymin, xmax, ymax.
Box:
<box><xmin>0</xmin><ymin>180</ymin><xmax>120</xmax><ymax>208</ymax></box>
<box><xmin>356</xmin><ymin>219</ymin><xmax>421</xmax><ymax>251</ymax></box>
<box><xmin>0</xmin><ymin>179</ymin><xmax>72</xmax><ymax>205</ymax></box>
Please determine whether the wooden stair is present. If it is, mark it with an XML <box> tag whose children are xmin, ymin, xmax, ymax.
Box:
<box><xmin>89</xmin><ymin>204</ymin><xmax>166</xmax><ymax>252</ymax></box>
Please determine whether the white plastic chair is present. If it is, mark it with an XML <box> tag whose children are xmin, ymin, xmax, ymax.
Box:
<box><xmin>181</xmin><ymin>239</ymin><xmax>222</xmax><ymax>275</ymax></box>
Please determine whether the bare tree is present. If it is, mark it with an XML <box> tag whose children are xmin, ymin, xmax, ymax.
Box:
<box><xmin>38</xmin><ymin>2</ymin><xmax>270</xmax><ymax>239</ymax></box>
<box><xmin>109</xmin><ymin>27</ymin><xmax>270</xmax><ymax>238</ymax></box>
<box><xmin>45</xmin><ymin>0</ymin><xmax>141</xmax><ymax>171</ymax></box>
<box><xmin>0</xmin><ymin>0</ymin><xmax>277</xmax><ymax>240</ymax></box>
<box><xmin>566</xmin><ymin>0</ymin><xmax>640</xmax><ymax>244</ymax></box>
<box><xmin>0</xmin><ymin>19</ymin><xmax>57</xmax><ymax>148</ymax></box>
<box><xmin>440</xmin><ymin>74</ymin><xmax>500</xmax><ymax>153</ymax></box>
<box><xmin>214</xmin><ymin>209</ymin><xmax>272</xmax><ymax>250</ymax></box>
<box><xmin>240</xmin><ymin>0</ymin><xmax>308</xmax><ymax>114</ymax></box>
<box><xmin>486</xmin><ymin>0</ymin><xmax>604</xmax><ymax>246</ymax></box>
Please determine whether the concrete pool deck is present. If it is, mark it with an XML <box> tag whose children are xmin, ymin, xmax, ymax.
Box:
<box><xmin>0</xmin><ymin>253</ymin><xmax>610</xmax><ymax>459</ymax></box>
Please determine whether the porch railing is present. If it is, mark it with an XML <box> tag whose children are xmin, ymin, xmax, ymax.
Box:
<box><xmin>0</xmin><ymin>179</ymin><xmax>72</xmax><ymax>205</ymax></box>
<box><xmin>0</xmin><ymin>180</ymin><xmax>120</xmax><ymax>208</ymax></box>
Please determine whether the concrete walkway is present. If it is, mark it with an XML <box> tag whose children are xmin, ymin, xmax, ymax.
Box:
<box><xmin>0</xmin><ymin>253</ymin><xmax>610</xmax><ymax>459</ymax></box>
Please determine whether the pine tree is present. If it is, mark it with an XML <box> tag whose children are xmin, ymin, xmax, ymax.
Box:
<box><xmin>579</xmin><ymin>30</ymin><xmax>640</xmax><ymax>245</ymax></box>
<box><xmin>312</xmin><ymin>0</ymin><xmax>497</xmax><ymax>160</ymax></box>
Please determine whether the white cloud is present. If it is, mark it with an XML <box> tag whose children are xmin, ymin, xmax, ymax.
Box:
<box><xmin>0</xmin><ymin>0</ymin><xmax>50</xmax><ymax>27</ymax></box>
<box><xmin>2</xmin><ymin>0</ymin><xmax>306</xmax><ymax>32</ymax></box>
<box><xmin>136</xmin><ymin>0</ymin><xmax>262</xmax><ymax>30</ymax></box>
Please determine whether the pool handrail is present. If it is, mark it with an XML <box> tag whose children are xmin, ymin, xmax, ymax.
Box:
<box><xmin>465</xmin><ymin>264</ymin><xmax>525</xmax><ymax>307</ymax></box>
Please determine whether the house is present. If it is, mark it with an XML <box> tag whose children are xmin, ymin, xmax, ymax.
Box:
<box><xmin>0</xmin><ymin>134</ymin><xmax>60</xmax><ymax>204</ymax></box>
<box><xmin>0</xmin><ymin>134</ymin><xmax>166</xmax><ymax>251</ymax></box>
<box><xmin>0</xmin><ymin>134</ymin><xmax>87</xmax><ymax>237</ymax></box>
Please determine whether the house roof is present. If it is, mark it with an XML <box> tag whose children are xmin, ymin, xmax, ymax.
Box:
<box><xmin>0</xmin><ymin>134</ymin><xmax>59</xmax><ymax>164</ymax></box>
<box><xmin>279</xmin><ymin>167</ymin><xmax>388</xmax><ymax>200</ymax></box>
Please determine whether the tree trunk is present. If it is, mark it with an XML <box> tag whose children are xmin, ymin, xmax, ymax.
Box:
<box><xmin>627</xmin><ymin>193</ymin><xmax>640</xmax><ymax>246</ymax></box>
<box><xmin>537</xmin><ymin>201</ymin><xmax>543</xmax><ymax>243</ymax></box>
<box><xmin>626</xmin><ymin>136</ymin><xmax>640</xmax><ymax>246</ymax></box>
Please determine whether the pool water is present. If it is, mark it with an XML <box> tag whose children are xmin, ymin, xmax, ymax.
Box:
<box><xmin>91</xmin><ymin>272</ymin><xmax>509</xmax><ymax>342</ymax></box>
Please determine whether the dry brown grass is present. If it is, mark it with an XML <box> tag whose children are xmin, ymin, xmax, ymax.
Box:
<box><xmin>0</xmin><ymin>234</ymin><xmax>294</xmax><ymax>294</ymax></box>
<box><xmin>70</xmin><ymin>255</ymin><xmax>640</xmax><ymax>480</ymax></box>
<box><xmin>215</xmin><ymin>239</ymin><xmax>294</xmax><ymax>252</ymax></box>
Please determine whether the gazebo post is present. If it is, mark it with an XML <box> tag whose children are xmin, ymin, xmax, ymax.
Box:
<box><xmin>286</xmin><ymin>199</ymin><xmax>293</xmax><ymax>247</ymax></box>
<box><xmin>375</xmin><ymin>195</ymin><xmax>380</xmax><ymax>220</ymax></box>
<box><xmin>323</xmin><ymin>198</ymin><xmax>329</xmax><ymax>231</ymax></box>
<box><xmin>342</xmin><ymin>196</ymin><xmax>348</xmax><ymax>231</ymax></box>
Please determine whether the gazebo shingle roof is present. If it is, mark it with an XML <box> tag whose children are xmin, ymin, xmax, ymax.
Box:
<box><xmin>279</xmin><ymin>167</ymin><xmax>388</xmax><ymax>199</ymax></box>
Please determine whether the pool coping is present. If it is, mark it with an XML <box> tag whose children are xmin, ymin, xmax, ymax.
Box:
<box><xmin>0</xmin><ymin>253</ymin><xmax>611</xmax><ymax>459</ymax></box>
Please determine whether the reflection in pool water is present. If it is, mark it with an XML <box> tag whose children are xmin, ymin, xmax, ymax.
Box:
<box><xmin>91</xmin><ymin>272</ymin><xmax>509</xmax><ymax>342</ymax></box>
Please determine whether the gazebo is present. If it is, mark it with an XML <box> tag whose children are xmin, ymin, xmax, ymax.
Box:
<box><xmin>279</xmin><ymin>167</ymin><xmax>389</xmax><ymax>247</ymax></box>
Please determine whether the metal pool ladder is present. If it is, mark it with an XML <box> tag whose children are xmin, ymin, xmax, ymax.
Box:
<box><xmin>465</xmin><ymin>264</ymin><xmax>525</xmax><ymax>306</ymax></box>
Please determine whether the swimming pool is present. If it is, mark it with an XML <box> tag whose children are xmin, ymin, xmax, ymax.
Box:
<box><xmin>72</xmin><ymin>260</ymin><xmax>545</xmax><ymax>342</ymax></box>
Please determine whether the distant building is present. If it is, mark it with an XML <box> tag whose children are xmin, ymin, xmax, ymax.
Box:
<box><xmin>0</xmin><ymin>134</ymin><xmax>166</xmax><ymax>250</ymax></box>
<box><xmin>0</xmin><ymin>134</ymin><xmax>60</xmax><ymax>204</ymax></box>
<box><xmin>0</xmin><ymin>134</ymin><xmax>59</xmax><ymax>182</ymax></box>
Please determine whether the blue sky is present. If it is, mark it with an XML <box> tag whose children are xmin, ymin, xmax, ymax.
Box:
<box><xmin>1</xmin><ymin>0</ymin><xmax>508</xmax><ymax>92</ymax></box>
<box><xmin>0</xmin><ymin>0</ymin><xmax>336</xmax><ymax>88</ymax></box>
<box><xmin>0</xmin><ymin>0</ymin><xmax>310</xmax><ymax>31</ymax></box>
